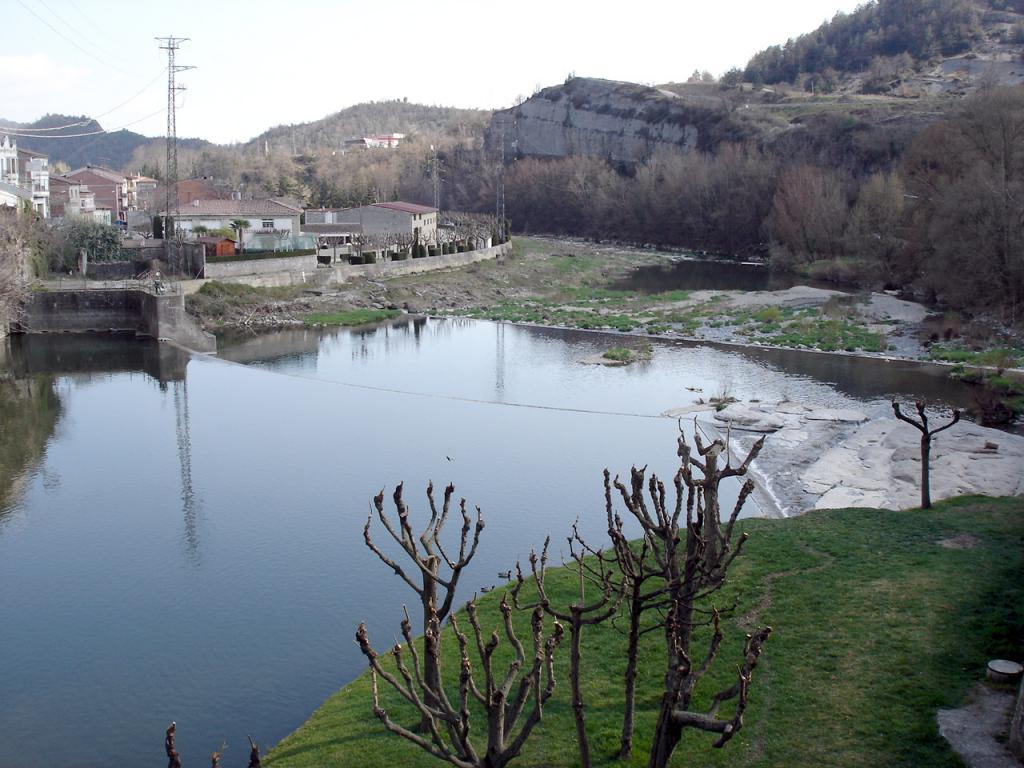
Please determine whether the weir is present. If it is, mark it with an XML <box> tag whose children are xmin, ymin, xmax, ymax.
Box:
<box><xmin>16</xmin><ymin>287</ymin><xmax>217</xmax><ymax>353</ymax></box>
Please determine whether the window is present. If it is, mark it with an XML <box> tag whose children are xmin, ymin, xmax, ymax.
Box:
<box><xmin>261</xmin><ymin>219</ymin><xmax>273</xmax><ymax>229</ymax></box>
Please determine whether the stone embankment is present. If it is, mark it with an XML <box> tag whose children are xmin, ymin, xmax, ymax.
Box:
<box><xmin>665</xmin><ymin>399</ymin><xmax>1024</xmax><ymax>517</ymax></box>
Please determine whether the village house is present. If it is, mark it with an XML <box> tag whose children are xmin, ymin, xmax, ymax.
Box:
<box><xmin>124</xmin><ymin>173</ymin><xmax>159</xmax><ymax>211</ymax></box>
<box><xmin>65</xmin><ymin>165</ymin><xmax>126</xmax><ymax>223</ymax></box>
<box><xmin>0</xmin><ymin>136</ymin><xmax>50</xmax><ymax>217</ymax></box>
<box><xmin>305</xmin><ymin>201</ymin><xmax>437</xmax><ymax>242</ymax></box>
<box><xmin>0</xmin><ymin>180</ymin><xmax>33</xmax><ymax>211</ymax></box>
<box><xmin>162</xmin><ymin>198</ymin><xmax>305</xmax><ymax>250</ymax></box>
<box><xmin>0</xmin><ymin>136</ymin><xmax>17</xmax><ymax>185</ymax></box>
<box><xmin>51</xmin><ymin>174</ymin><xmax>112</xmax><ymax>223</ymax></box>
<box><xmin>343</xmin><ymin>132</ymin><xmax>405</xmax><ymax>151</ymax></box>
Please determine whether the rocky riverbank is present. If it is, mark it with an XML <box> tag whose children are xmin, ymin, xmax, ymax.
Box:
<box><xmin>187</xmin><ymin>237</ymin><xmax>1022</xmax><ymax>368</ymax></box>
<box><xmin>665</xmin><ymin>399</ymin><xmax>1024</xmax><ymax>517</ymax></box>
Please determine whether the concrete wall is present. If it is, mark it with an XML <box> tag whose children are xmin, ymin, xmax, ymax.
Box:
<box><xmin>334</xmin><ymin>242</ymin><xmax>510</xmax><ymax>281</ymax></box>
<box><xmin>19</xmin><ymin>289</ymin><xmax>216</xmax><ymax>353</ymax></box>
<box><xmin>88</xmin><ymin>261</ymin><xmax>141</xmax><ymax>280</ymax></box>
<box><xmin>205</xmin><ymin>253</ymin><xmax>318</xmax><ymax>279</ymax></box>
<box><xmin>191</xmin><ymin>242</ymin><xmax>511</xmax><ymax>292</ymax></box>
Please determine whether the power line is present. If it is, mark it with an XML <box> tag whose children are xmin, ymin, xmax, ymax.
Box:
<box><xmin>65</xmin><ymin>0</ymin><xmax>110</xmax><ymax>39</ymax></box>
<box><xmin>15</xmin><ymin>0</ymin><xmax>134</xmax><ymax>77</ymax></box>
<box><xmin>36</xmin><ymin>0</ymin><xmax>126</xmax><ymax>73</ymax></box>
<box><xmin>0</xmin><ymin>108</ymin><xmax>166</xmax><ymax>139</ymax></box>
<box><xmin>2</xmin><ymin>68</ymin><xmax>168</xmax><ymax>133</ymax></box>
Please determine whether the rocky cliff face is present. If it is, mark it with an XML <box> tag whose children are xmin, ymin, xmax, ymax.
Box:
<box><xmin>487</xmin><ymin>78</ymin><xmax>750</xmax><ymax>165</ymax></box>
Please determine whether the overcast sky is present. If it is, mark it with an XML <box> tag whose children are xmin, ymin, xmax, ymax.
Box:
<box><xmin>4</xmin><ymin>0</ymin><xmax>865</xmax><ymax>145</ymax></box>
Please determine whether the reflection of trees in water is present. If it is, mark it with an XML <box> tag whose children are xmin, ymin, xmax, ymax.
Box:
<box><xmin>351</xmin><ymin>316</ymin><xmax>433</xmax><ymax>362</ymax></box>
<box><xmin>0</xmin><ymin>374</ymin><xmax>61</xmax><ymax>519</ymax></box>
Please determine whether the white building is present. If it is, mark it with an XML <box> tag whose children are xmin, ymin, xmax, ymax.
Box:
<box><xmin>0</xmin><ymin>136</ymin><xmax>17</xmax><ymax>185</ymax></box>
<box><xmin>343</xmin><ymin>132</ymin><xmax>406</xmax><ymax>151</ymax></box>
<box><xmin>161</xmin><ymin>198</ymin><xmax>305</xmax><ymax>249</ymax></box>
<box><xmin>304</xmin><ymin>201</ymin><xmax>437</xmax><ymax>242</ymax></box>
<box><xmin>0</xmin><ymin>180</ymin><xmax>33</xmax><ymax>211</ymax></box>
<box><xmin>0</xmin><ymin>136</ymin><xmax>49</xmax><ymax>217</ymax></box>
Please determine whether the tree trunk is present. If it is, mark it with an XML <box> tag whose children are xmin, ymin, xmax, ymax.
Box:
<box><xmin>920</xmin><ymin>434</ymin><xmax>931</xmax><ymax>509</ymax></box>
<box><xmin>619</xmin><ymin>592</ymin><xmax>642</xmax><ymax>760</ymax></box>
<box><xmin>420</xmin><ymin>576</ymin><xmax>442</xmax><ymax>732</ymax></box>
<box><xmin>569</xmin><ymin>611</ymin><xmax>591</xmax><ymax>768</ymax></box>
<box><xmin>647</xmin><ymin>696</ymin><xmax>682</xmax><ymax>768</ymax></box>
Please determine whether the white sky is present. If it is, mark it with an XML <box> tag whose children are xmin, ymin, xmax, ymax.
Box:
<box><xmin>3</xmin><ymin>0</ymin><xmax>865</xmax><ymax>145</ymax></box>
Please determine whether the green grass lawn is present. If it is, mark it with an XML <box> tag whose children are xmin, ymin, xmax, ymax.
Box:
<box><xmin>267</xmin><ymin>496</ymin><xmax>1024</xmax><ymax>767</ymax></box>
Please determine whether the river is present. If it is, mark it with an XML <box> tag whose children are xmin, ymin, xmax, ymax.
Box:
<box><xmin>0</xmin><ymin>319</ymin><xmax>976</xmax><ymax>767</ymax></box>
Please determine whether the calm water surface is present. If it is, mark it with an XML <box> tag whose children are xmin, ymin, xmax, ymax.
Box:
<box><xmin>0</xmin><ymin>320</ymin><xmax>973</xmax><ymax>767</ymax></box>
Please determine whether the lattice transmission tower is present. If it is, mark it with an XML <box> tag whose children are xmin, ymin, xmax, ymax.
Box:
<box><xmin>156</xmin><ymin>36</ymin><xmax>194</xmax><ymax>242</ymax></box>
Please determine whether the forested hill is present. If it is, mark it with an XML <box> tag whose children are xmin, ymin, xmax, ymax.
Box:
<box><xmin>744</xmin><ymin>0</ymin><xmax>1024</xmax><ymax>93</ymax></box>
<box><xmin>247</xmin><ymin>100</ymin><xmax>491</xmax><ymax>155</ymax></box>
<box><xmin>0</xmin><ymin>114</ymin><xmax>207</xmax><ymax>172</ymax></box>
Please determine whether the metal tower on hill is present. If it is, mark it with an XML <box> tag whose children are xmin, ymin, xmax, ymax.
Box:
<box><xmin>156</xmin><ymin>36</ymin><xmax>193</xmax><ymax>242</ymax></box>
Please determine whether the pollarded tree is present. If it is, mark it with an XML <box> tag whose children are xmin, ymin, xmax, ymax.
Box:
<box><xmin>512</xmin><ymin>530</ymin><xmax>621</xmax><ymax>768</ymax></box>
<box><xmin>601</xmin><ymin>468</ymin><xmax>673</xmax><ymax>760</ymax></box>
<box><xmin>611</xmin><ymin>426</ymin><xmax>771</xmax><ymax>768</ymax></box>
<box><xmin>356</xmin><ymin>598</ymin><xmax>564</xmax><ymax>768</ymax></box>
<box><xmin>364</xmin><ymin>482</ymin><xmax>484</xmax><ymax>724</ymax></box>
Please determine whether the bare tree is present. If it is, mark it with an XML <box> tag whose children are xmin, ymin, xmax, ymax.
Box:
<box><xmin>365</xmin><ymin>482</ymin><xmax>484</xmax><ymax>725</ymax></box>
<box><xmin>356</xmin><ymin>597</ymin><xmax>564</xmax><ymax>768</ymax></box>
<box><xmin>444</xmin><ymin>212</ymin><xmax>498</xmax><ymax>248</ymax></box>
<box><xmin>891</xmin><ymin>401</ymin><xmax>961</xmax><ymax>509</ymax></box>
<box><xmin>602</xmin><ymin>469</ymin><xmax>672</xmax><ymax>760</ymax></box>
<box><xmin>610</xmin><ymin>426</ymin><xmax>771</xmax><ymax>768</ymax></box>
<box><xmin>512</xmin><ymin>530</ymin><xmax>621</xmax><ymax>767</ymax></box>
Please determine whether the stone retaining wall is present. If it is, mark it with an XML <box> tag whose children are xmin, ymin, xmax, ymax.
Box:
<box><xmin>18</xmin><ymin>289</ymin><xmax>216</xmax><ymax>353</ymax></box>
<box><xmin>204</xmin><ymin>253</ymin><xmax>319</xmax><ymax>279</ymax></box>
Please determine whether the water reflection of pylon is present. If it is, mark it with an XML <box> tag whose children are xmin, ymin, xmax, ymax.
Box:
<box><xmin>495</xmin><ymin>322</ymin><xmax>505</xmax><ymax>400</ymax></box>
<box><xmin>173</xmin><ymin>380</ymin><xmax>199</xmax><ymax>563</ymax></box>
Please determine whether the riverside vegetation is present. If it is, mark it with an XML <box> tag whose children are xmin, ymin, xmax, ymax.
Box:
<box><xmin>267</xmin><ymin>493</ymin><xmax>1024</xmax><ymax>768</ymax></box>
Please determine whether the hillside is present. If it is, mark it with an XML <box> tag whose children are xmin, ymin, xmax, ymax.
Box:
<box><xmin>247</xmin><ymin>100</ymin><xmax>491</xmax><ymax>155</ymax></box>
<box><xmin>0</xmin><ymin>114</ymin><xmax>207</xmax><ymax>172</ymax></box>
<box><xmin>743</xmin><ymin>0</ymin><xmax>1024</xmax><ymax>96</ymax></box>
